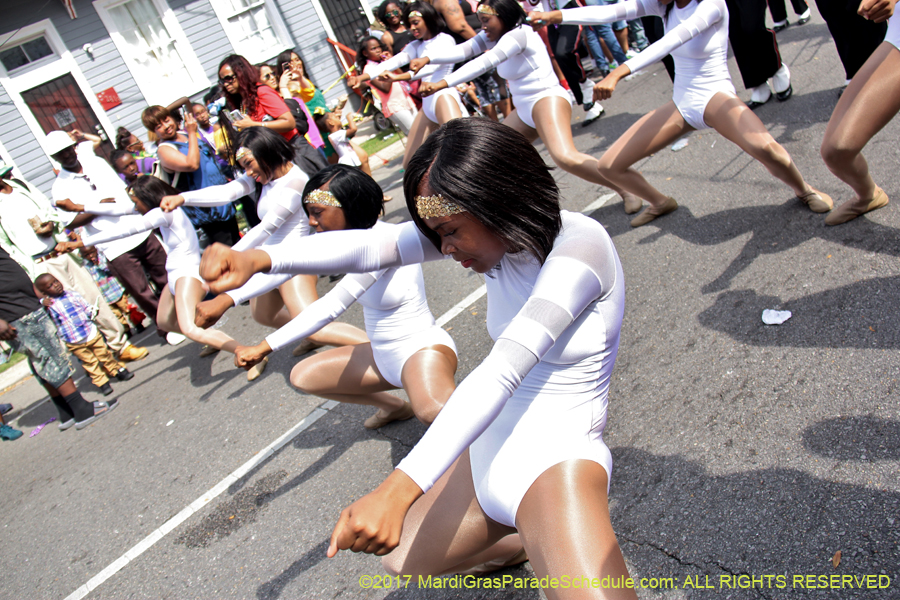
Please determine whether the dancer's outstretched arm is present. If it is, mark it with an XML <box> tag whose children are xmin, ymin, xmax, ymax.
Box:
<box><xmin>58</xmin><ymin>208</ymin><xmax>172</xmax><ymax>252</ymax></box>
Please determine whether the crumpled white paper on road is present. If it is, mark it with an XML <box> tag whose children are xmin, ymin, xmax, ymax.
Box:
<box><xmin>762</xmin><ymin>309</ymin><xmax>792</xmax><ymax>325</ymax></box>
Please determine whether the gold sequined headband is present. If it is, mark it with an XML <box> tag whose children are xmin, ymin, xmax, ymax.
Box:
<box><xmin>304</xmin><ymin>189</ymin><xmax>342</xmax><ymax>207</ymax></box>
<box><xmin>235</xmin><ymin>146</ymin><xmax>253</xmax><ymax>161</ymax></box>
<box><xmin>415</xmin><ymin>194</ymin><xmax>464</xmax><ymax>219</ymax></box>
<box><xmin>476</xmin><ymin>4</ymin><xmax>498</xmax><ymax>16</ymax></box>
<box><xmin>408</xmin><ymin>10</ymin><xmax>423</xmax><ymax>18</ymax></box>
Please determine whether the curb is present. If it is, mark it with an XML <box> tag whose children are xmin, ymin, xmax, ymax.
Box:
<box><xmin>0</xmin><ymin>360</ymin><xmax>33</xmax><ymax>395</ymax></box>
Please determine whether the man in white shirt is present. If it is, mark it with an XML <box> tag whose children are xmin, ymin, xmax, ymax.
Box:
<box><xmin>42</xmin><ymin>131</ymin><xmax>152</xmax><ymax>362</ymax></box>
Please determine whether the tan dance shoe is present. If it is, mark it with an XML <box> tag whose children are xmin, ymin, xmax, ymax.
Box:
<box><xmin>797</xmin><ymin>189</ymin><xmax>834</xmax><ymax>213</ymax></box>
<box><xmin>363</xmin><ymin>401</ymin><xmax>415</xmax><ymax>429</ymax></box>
<box><xmin>198</xmin><ymin>344</ymin><xmax>220</xmax><ymax>357</ymax></box>
<box><xmin>825</xmin><ymin>188</ymin><xmax>889</xmax><ymax>225</ymax></box>
<box><xmin>621</xmin><ymin>191</ymin><xmax>643</xmax><ymax>214</ymax></box>
<box><xmin>246</xmin><ymin>356</ymin><xmax>269</xmax><ymax>381</ymax></box>
<box><xmin>292</xmin><ymin>339</ymin><xmax>325</xmax><ymax>357</ymax></box>
<box><xmin>630</xmin><ymin>197</ymin><xmax>678</xmax><ymax>227</ymax></box>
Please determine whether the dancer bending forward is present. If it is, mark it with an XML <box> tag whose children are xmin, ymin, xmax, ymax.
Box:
<box><xmin>347</xmin><ymin>2</ymin><xmax>466</xmax><ymax>167</ymax></box>
<box><xmin>161</xmin><ymin>127</ymin><xmax>368</xmax><ymax>367</ymax></box>
<box><xmin>530</xmin><ymin>0</ymin><xmax>833</xmax><ymax>226</ymax></box>
<box><xmin>820</xmin><ymin>4</ymin><xmax>898</xmax><ymax>225</ymax></box>
<box><xmin>56</xmin><ymin>178</ymin><xmax>246</xmax><ymax>372</ymax></box>
<box><xmin>233</xmin><ymin>165</ymin><xmax>458</xmax><ymax>428</ymax></box>
<box><xmin>412</xmin><ymin>0</ymin><xmax>639</xmax><ymax>211</ymax></box>
<box><xmin>201</xmin><ymin>119</ymin><xmax>635</xmax><ymax>597</ymax></box>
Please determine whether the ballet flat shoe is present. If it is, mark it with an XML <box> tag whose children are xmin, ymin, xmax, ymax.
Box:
<box><xmin>363</xmin><ymin>402</ymin><xmax>415</xmax><ymax>430</ymax></box>
<box><xmin>199</xmin><ymin>344</ymin><xmax>220</xmax><ymax>357</ymax></box>
<box><xmin>246</xmin><ymin>356</ymin><xmax>269</xmax><ymax>382</ymax></box>
<box><xmin>797</xmin><ymin>189</ymin><xmax>834</xmax><ymax>213</ymax></box>
<box><xmin>622</xmin><ymin>192</ymin><xmax>643</xmax><ymax>214</ymax></box>
<box><xmin>292</xmin><ymin>339</ymin><xmax>325</xmax><ymax>357</ymax></box>
<box><xmin>630</xmin><ymin>197</ymin><xmax>678</xmax><ymax>227</ymax></box>
<box><xmin>825</xmin><ymin>188</ymin><xmax>889</xmax><ymax>225</ymax></box>
<box><xmin>459</xmin><ymin>548</ymin><xmax>529</xmax><ymax>576</ymax></box>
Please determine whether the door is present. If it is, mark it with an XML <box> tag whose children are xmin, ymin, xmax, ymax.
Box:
<box><xmin>318</xmin><ymin>0</ymin><xmax>371</xmax><ymax>49</ymax></box>
<box><xmin>21</xmin><ymin>73</ymin><xmax>115</xmax><ymax>160</ymax></box>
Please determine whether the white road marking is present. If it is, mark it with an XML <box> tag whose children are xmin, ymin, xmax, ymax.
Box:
<box><xmin>64</xmin><ymin>196</ymin><xmax>614</xmax><ymax>599</ymax></box>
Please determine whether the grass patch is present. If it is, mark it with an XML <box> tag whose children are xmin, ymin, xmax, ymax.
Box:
<box><xmin>0</xmin><ymin>352</ymin><xmax>27</xmax><ymax>376</ymax></box>
<box><xmin>360</xmin><ymin>128</ymin><xmax>404</xmax><ymax>156</ymax></box>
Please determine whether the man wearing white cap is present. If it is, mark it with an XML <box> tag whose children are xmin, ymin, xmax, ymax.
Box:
<box><xmin>40</xmin><ymin>130</ymin><xmax>151</xmax><ymax>362</ymax></box>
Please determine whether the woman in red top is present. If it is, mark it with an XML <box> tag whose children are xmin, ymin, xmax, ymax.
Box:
<box><xmin>218</xmin><ymin>55</ymin><xmax>326</xmax><ymax>176</ymax></box>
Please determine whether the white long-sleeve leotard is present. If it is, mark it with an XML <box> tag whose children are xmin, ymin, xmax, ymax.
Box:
<box><xmin>562</xmin><ymin>0</ymin><xmax>730</xmax><ymax>88</ymax></box>
<box><xmin>364</xmin><ymin>33</ymin><xmax>459</xmax><ymax>83</ymax></box>
<box><xmin>266</xmin><ymin>221</ymin><xmax>439</xmax><ymax>351</ymax></box>
<box><xmin>427</xmin><ymin>26</ymin><xmax>558</xmax><ymax>97</ymax></box>
<box><xmin>261</xmin><ymin>211</ymin><xmax>623</xmax><ymax>503</ymax></box>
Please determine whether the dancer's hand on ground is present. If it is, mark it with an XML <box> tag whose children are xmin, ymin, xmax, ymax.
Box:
<box><xmin>328</xmin><ymin>470</ymin><xmax>423</xmax><ymax>557</ymax></box>
<box><xmin>858</xmin><ymin>0</ymin><xmax>895</xmax><ymax>22</ymax></box>
<box><xmin>200</xmin><ymin>243</ymin><xmax>272</xmax><ymax>294</ymax></box>
<box><xmin>409</xmin><ymin>57</ymin><xmax>429</xmax><ymax>74</ymax></box>
<box><xmin>418</xmin><ymin>80</ymin><xmax>448</xmax><ymax>97</ymax></box>
<box><xmin>194</xmin><ymin>294</ymin><xmax>234</xmax><ymax>328</ymax></box>
<box><xmin>234</xmin><ymin>342</ymin><xmax>271</xmax><ymax>369</ymax></box>
<box><xmin>160</xmin><ymin>194</ymin><xmax>185</xmax><ymax>212</ymax></box>
<box><xmin>594</xmin><ymin>65</ymin><xmax>631</xmax><ymax>101</ymax></box>
<box><xmin>526</xmin><ymin>11</ymin><xmax>562</xmax><ymax>28</ymax></box>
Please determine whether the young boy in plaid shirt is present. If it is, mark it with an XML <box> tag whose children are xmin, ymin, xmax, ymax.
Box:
<box><xmin>80</xmin><ymin>245</ymin><xmax>146</xmax><ymax>335</ymax></box>
<box><xmin>35</xmin><ymin>273</ymin><xmax>133</xmax><ymax>395</ymax></box>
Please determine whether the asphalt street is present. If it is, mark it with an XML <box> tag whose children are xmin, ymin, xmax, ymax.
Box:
<box><xmin>1</xmin><ymin>10</ymin><xmax>898</xmax><ymax>600</ymax></box>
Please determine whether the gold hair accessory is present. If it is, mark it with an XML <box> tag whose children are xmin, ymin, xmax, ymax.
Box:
<box><xmin>304</xmin><ymin>189</ymin><xmax>342</xmax><ymax>207</ymax></box>
<box><xmin>415</xmin><ymin>194</ymin><xmax>464</xmax><ymax>219</ymax></box>
<box><xmin>409</xmin><ymin>10</ymin><xmax>423</xmax><ymax>18</ymax></box>
<box><xmin>235</xmin><ymin>146</ymin><xmax>253</xmax><ymax>161</ymax></box>
<box><xmin>476</xmin><ymin>4</ymin><xmax>498</xmax><ymax>16</ymax></box>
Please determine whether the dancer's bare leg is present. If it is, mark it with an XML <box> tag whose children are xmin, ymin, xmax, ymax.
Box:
<box><xmin>289</xmin><ymin>344</ymin><xmax>406</xmax><ymax>414</ymax></box>
<box><xmin>400</xmin><ymin>344</ymin><xmax>457</xmax><ymax>425</ymax></box>
<box><xmin>275</xmin><ymin>275</ymin><xmax>368</xmax><ymax>347</ymax></box>
<box><xmin>174</xmin><ymin>278</ymin><xmax>238</xmax><ymax>353</ymax></box>
<box><xmin>517</xmin><ymin>460</ymin><xmax>636</xmax><ymax>600</ymax></box>
<box><xmin>156</xmin><ymin>286</ymin><xmax>178</xmax><ymax>334</ymax></box>
<box><xmin>402</xmin><ymin>111</ymin><xmax>437</xmax><ymax>169</ymax></box>
<box><xmin>433</xmin><ymin>94</ymin><xmax>464</xmax><ymax>123</ymax></box>
<box><xmin>382</xmin><ymin>450</ymin><xmax>521</xmax><ymax>576</ymax></box>
<box><xmin>597</xmin><ymin>101</ymin><xmax>692</xmax><ymax>207</ymax></box>
<box><xmin>703</xmin><ymin>93</ymin><xmax>811</xmax><ymax>196</ymax></box>
<box><xmin>821</xmin><ymin>42</ymin><xmax>900</xmax><ymax>217</ymax></box>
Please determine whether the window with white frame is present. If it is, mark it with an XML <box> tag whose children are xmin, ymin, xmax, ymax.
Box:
<box><xmin>210</xmin><ymin>0</ymin><xmax>293</xmax><ymax>64</ymax></box>
<box><xmin>0</xmin><ymin>36</ymin><xmax>56</xmax><ymax>73</ymax></box>
<box><xmin>94</xmin><ymin>0</ymin><xmax>210</xmax><ymax>105</ymax></box>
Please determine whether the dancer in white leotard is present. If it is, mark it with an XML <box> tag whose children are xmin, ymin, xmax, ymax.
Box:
<box><xmin>232</xmin><ymin>165</ymin><xmax>458</xmax><ymax>428</ymax></box>
<box><xmin>347</xmin><ymin>2</ymin><xmax>465</xmax><ymax>167</ymax></box>
<box><xmin>199</xmin><ymin>119</ymin><xmax>636</xmax><ymax>597</ymax></box>
<box><xmin>411</xmin><ymin>0</ymin><xmax>640</xmax><ymax>213</ymax></box>
<box><xmin>160</xmin><ymin>127</ymin><xmax>368</xmax><ymax>369</ymax></box>
<box><xmin>530</xmin><ymin>0</ymin><xmax>835</xmax><ymax>227</ymax></box>
<box><xmin>56</xmin><ymin>177</ymin><xmax>240</xmax><ymax>358</ymax></box>
<box><xmin>820</xmin><ymin>5</ymin><xmax>898</xmax><ymax>224</ymax></box>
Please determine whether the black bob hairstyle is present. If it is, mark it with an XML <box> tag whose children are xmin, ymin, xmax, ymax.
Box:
<box><xmin>479</xmin><ymin>0</ymin><xmax>527</xmax><ymax>33</ymax></box>
<box><xmin>128</xmin><ymin>176</ymin><xmax>181</xmax><ymax>213</ymax></box>
<box><xmin>403</xmin><ymin>1</ymin><xmax>447</xmax><ymax>35</ymax></box>
<box><xmin>302</xmin><ymin>164</ymin><xmax>384</xmax><ymax>230</ymax></box>
<box><xmin>232</xmin><ymin>127</ymin><xmax>295</xmax><ymax>180</ymax></box>
<box><xmin>403</xmin><ymin>118</ymin><xmax>561</xmax><ymax>265</ymax></box>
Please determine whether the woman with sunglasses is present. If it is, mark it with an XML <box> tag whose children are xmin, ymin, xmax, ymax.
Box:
<box><xmin>348</xmin><ymin>2</ymin><xmax>466</xmax><ymax>167</ymax></box>
<box><xmin>160</xmin><ymin>127</ymin><xmax>368</xmax><ymax>362</ymax></box>
<box><xmin>232</xmin><ymin>164</ymin><xmax>457</xmax><ymax>429</ymax></box>
<box><xmin>377</xmin><ymin>0</ymin><xmax>414</xmax><ymax>57</ymax></box>
<box><xmin>198</xmin><ymin>118</ymin><xmax>634</xmax><ymax>592</ymax></box>
<box><xmin>258</xmin><ymin>63</ymin><xmax>327</xmax><ymax>162</ymax></box>
<box><xmin>53</xmin><ymin>177</ymin><xmax>252</xmax><ymax>375</ymax></box>
<box><xmin>528</xmin><ymin>0</ymin><xmax>834</xmax><ymax>226</ymax></box>
<box><xmin>409</xmin><ymin>0</ymin><xmax>640</xmax><ymax>213</ymax></box>
<box><xmin>356</xmin><ymin>36</ymin><xmax>419</xmax><ymax>134</ymax></box>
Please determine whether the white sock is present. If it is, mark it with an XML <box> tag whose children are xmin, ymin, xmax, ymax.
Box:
<box><xmin>771</xmin><ymin>63</ymin><xmax>791</xmax><ymax>94</ymax></box>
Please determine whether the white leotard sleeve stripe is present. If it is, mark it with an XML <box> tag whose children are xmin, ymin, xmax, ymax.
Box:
<box><xmin>224</xmin><ymin>272</ymin><xmax>293</xmax><ymax>305</ymax></box>
<box><xmin>496</xmin><ymin>318</ymin><xmax>554</xmax><ymax>360</ymax></box>
<box><xmin>265</xmin><ymin>222</ymin><xmax>442</xmax><ymax>275</ymax></box>
<box><xmin>80</xmin><ymin>201</ymin><xmax>138</xmax><ymax>216</ymax></box>
<box><xmin>625</xmin><ymin>0</ymin><xmax>726</xmax><ymax>74</ymax></box>
<box><xmin>264</xmin><ymin>271</ymin><xmax>380</xmax><ymax>352</ymax></box>
<box><xmin>444</xmin><ymin>27</ymin><xmax>529</xmax><ymax>90</ymax></box>
<box><xmin>181</xmin><ymin>175</ymin><xmax>254</xmax><ymax>206</ymax></box>
<box><xmin>81</xmin><ymin>208</ymin><xmax>171</xmax><ymax>247</ymax></box>
<box><xmin>425</xmin><ymin>31</ymin><xmax>489</xmax><ymax>64</ymax></box>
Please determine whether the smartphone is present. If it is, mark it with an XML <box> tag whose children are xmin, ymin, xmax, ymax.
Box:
<box><xmin>228</xmin><ymin>109</ymin><xmax>244</xmax><ymax>122</ymax></box>
<box><xmin>282</xmin><ymin>62</ymin><xmax>292</xmax><ymax>73</ymax></box>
